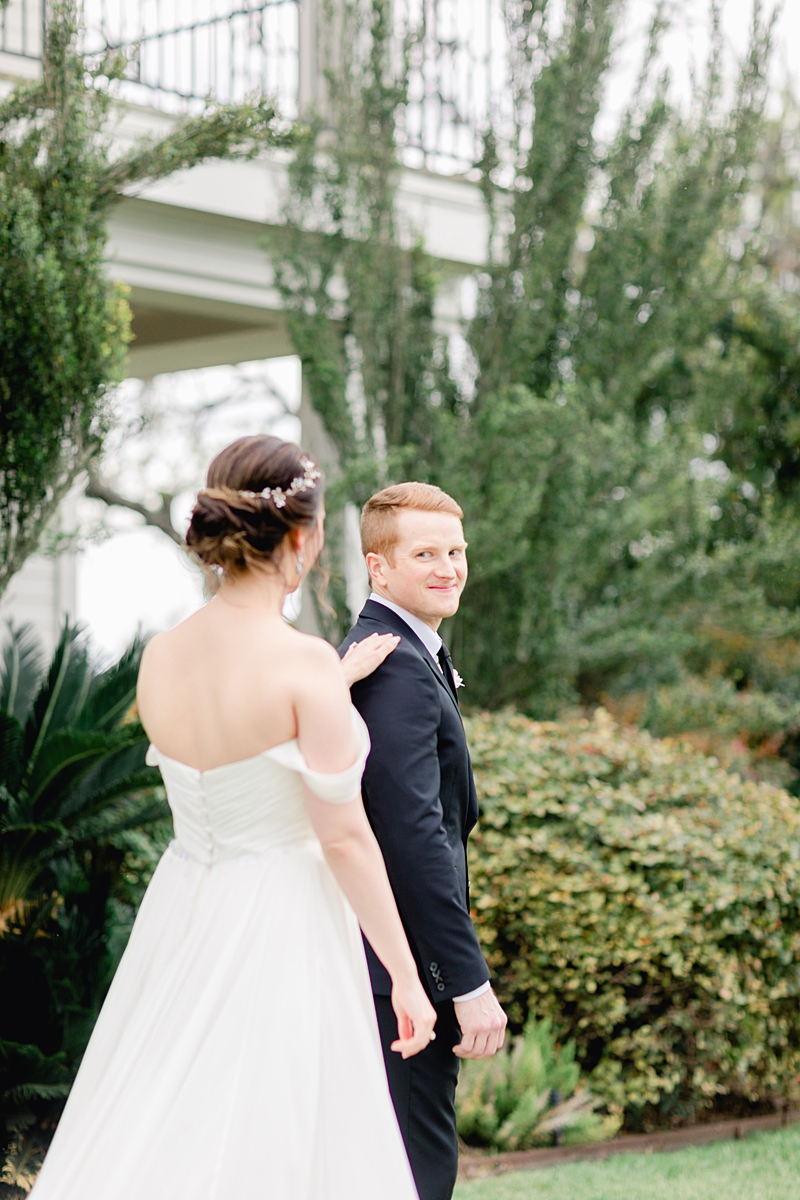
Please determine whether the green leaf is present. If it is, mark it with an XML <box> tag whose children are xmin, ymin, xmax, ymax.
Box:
<box><xmin>0</xmin><ymin>623</ymin><xmax>43</xmax><ymax>724</ymax></box>
<box><xmin>57</xmin><ymin>737</ymin><xmax>156</xmax><ymax>823</ymax></box>
<box><xmin>78</xmin><ymin>636</ymin><xmax>143</xmax><ymax>732</ymax></box>
<box><xmin>0</xmin><ymin>712</ymin><xmax>23</xmax><ymax>795</ymax></box>
<box><xmin>26</xmin><ymin>730</ymin><xmax>114</xmax><ymax>813</ymax></box>
<box><xmin>23</xmin><ymin>625</ymin><xmax>89</xmax><ymax>773</ymax></box>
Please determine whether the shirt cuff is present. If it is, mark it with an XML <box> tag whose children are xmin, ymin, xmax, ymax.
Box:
<box><xmin>452</xmin><ymin>981</ymin><xmax>491</xmax><ymax>1004</ymax></box>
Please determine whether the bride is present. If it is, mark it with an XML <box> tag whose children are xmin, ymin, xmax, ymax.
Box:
<box><xmin>32</xmin><ymin>434</ymin><xmax>435</xmax><ymax>1199</ymax></box>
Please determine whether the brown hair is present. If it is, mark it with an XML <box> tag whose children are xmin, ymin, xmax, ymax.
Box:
<box><xmin>361</xmin><ymin>482</ymin><xmax>463</xmax><ymax>560</ymax></box>
<box><xmin>186</xmin><ymin>435</ymin><xmax>323</xmax><ymax>575</ymax></box>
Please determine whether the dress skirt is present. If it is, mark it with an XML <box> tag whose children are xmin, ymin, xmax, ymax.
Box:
<box><xmin>31</xmin><ymin>836</ymin><xmax>418</xmax><ymax>1200</ymax></box>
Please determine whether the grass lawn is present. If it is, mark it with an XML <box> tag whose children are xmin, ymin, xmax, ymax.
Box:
<box><xmin>454</xmin><ymin>1125</ymin><xmax>800</xmax><ymax>1200</ymax></box>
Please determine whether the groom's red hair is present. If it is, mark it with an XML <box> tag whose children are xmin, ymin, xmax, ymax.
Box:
<box><xmin>361</xmin><ymin>482</ymin><xmax>463</xmax><ymax>561</ymax></box>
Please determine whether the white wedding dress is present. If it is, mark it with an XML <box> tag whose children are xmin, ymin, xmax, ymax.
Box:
<box><xmin>32</xmin><ymin>709</ymin><xmax>418</xmax><ymax>1200</ymax></box>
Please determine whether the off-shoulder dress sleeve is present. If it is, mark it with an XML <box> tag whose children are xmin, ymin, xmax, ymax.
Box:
<box><xmin>264</xmin><ymin>708</ymin><xmax>371</xmax><ymax>805</ymax></box>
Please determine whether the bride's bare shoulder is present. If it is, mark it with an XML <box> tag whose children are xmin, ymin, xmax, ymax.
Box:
<box><xmin>137</xmin><ymin>628</ymin><xmax>179</xmax><ymax>688</ymax></box>
<box><xmin>139</xmin><ymin>628</ymin><xmax>169</xmax><ymax>666</ymax></box>
<box><xmin>137</xmin><ymin>607</ymin><xmax>210</xmax><ymax>676</ymax></box>
<box><xmin>283</xmin><ymin>625</ymin><xmax>342</xmax><ymax>672</ymax></box>
<box><xmin>138</xmin><ymin>609</ymin><xmax>341</xmax><ymax>693</ymax></box>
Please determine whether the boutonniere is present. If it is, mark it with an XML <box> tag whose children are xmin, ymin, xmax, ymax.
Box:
<box><xmin>452</xmin><ymin>668</ymin><xmax>465</xmax><ymax>689</ymax></box>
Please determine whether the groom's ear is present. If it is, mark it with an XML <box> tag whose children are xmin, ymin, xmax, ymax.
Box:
<box><xmin>365</xmin><ymin>551</ymin><xmax>386</xmax><ymax>588</ymax></box>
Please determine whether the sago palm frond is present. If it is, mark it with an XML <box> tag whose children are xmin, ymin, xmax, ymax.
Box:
<box><xmin>78</xmin><ymin>636</ymin><xmax>143</xmax><ymax>733</ymax></box>
<box><xmin>0</xmin><ymin>621</ymin><xmax>168</xmax><ymax>1165</ymax></box>
<box><xmin>22</xmin><ymin>625</ymin><xmax>91</xmax><ymax>774</ymax></box>
<box><xmin>0</xmin><ymin>624</ymin><xmax>42</xmax><ymax>725</ymax></box>
<box><xmin>56</xmin><ymin>737</ymin><xmax>155</xmax><ymax>825</ymax></box>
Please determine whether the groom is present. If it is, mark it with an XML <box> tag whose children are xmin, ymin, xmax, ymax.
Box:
<box><xmin>339</xmin><ymin>482</ymin><xmax>507</xmax><ymax>1200</ymax></box>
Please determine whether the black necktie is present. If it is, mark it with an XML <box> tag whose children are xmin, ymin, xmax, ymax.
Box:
<box><xmin>437</xmin><ymin>645</ymin><xmax>458</xmax><ymax>701</ymax></box>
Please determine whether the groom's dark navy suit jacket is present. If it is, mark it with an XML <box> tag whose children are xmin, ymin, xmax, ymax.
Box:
<box><xmin>339</xmin><ymin>600</ymin><xmax>490</xmax><ymax>1001</ymax></box>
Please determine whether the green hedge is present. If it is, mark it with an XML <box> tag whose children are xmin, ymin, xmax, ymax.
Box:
<box><xmin>465</xmin><ymin>709</ymin><xmax>800</xmax><ymax>1126</ymax></box>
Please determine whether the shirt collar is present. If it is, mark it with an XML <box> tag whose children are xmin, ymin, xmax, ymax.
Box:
<box><xmin>368</xmin><ymin>593</ymin><xmax>443</xmax><ymax>662</ymax></box>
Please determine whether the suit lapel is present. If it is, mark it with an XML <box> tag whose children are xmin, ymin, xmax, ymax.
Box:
<box><xmin>357</xmin><ymin>601</ymin><xmax>462</xmax><ymax>718</ymax></box>
<box><xmin>419</xmin><ymin>647</ymin><xmax>461</xmax><ymax>713</ymax></box>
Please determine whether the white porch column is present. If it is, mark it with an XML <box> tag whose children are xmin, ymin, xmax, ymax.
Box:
<box><xmin>298</xmin><ymin>0</ymin><xmax>319</xmax><ymax>115</ymax></box>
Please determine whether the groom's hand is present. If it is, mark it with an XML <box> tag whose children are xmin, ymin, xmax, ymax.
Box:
<box><xmin>452</xmin><ymin>988</ymin><xmax>507</xmax><ymax>1059</ymax></box>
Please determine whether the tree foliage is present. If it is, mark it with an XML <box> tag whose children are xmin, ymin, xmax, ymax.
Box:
<box><xmin>274</xmin><ymin>0</ymin><xmax>800</xmax><ymax>747</ymax></box>
<box><xmin>434</xmin><ymin>0</ymin><xmax>799</xmax><ymax>719</ymax></box>
<box><xmin>0</xmin><ymin>0</ymin><xmax>293</xmax><ymax>597</ymax></box>
<box><xmin>269</xmin><ymin>0</ymin><xmax>444</xmax><ymax>503</ymax></box>
<box><xmin>266</xmin><ymin>0</ymin><xmax>454</xmax><ymax>631</ymax></box>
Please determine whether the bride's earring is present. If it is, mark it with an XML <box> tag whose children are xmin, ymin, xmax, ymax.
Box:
<box><xmin>296</xmin><ymin>552</ymin><xmax>304</xmax><ymax>575</ymax></box>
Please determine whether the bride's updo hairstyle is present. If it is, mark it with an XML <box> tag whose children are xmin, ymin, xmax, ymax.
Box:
<box><xmin>186</xmin><ymin>435</ymin><xmax>323</xmax><ymax>576</ymax></box>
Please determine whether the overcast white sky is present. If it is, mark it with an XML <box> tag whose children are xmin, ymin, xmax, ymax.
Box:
<box><xmin>76</xmin><ymin>0</ymin><xmax>800</xmax><ymax>660</ymax></box>
<box><xmin>601</xmin><ymin>0</ymin><xmax>798</xmax><ymax>132</ymax></box>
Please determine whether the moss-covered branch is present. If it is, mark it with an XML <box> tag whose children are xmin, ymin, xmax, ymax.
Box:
<box><xmin>98</xmin><ymin>98</ymin><xmax>297</xmax><ymax>203</ymax></box>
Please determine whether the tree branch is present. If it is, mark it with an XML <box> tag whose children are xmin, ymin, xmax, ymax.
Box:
<box><xmin>98</xmin><ymin>99</ymin><xmax>299</xmax><ymax>203</ymax></box>
<box><xmin>85</xmin><ymin>466</ymin><xmax>184</xmax><ymax>547</ymax></box>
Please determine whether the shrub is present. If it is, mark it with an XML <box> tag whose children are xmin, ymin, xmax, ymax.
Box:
<box><xmin>465</xmin><ymin>708</ymin><xmax>800</xmax><ymax>1127</ymax></box>
<box><xmin>607</xmin><ymin>675</ymin><xmax>800</xmax><ymax>793</ymax></box>
<box><xmin>456</xmin><ymin>1015</ymin><xmax>620</xmax><ymax>1152</ymax></box>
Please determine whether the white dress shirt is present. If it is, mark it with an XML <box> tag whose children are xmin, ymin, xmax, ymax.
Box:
<box><xmin>367</xmin><ymin>593</ymin><xmax>490</xmax><ymax>1005</ymax></box>
<box><xmin>369</xmin><ymin>593</ymin><xmax>442</xmax><ymax>662</ymax></box>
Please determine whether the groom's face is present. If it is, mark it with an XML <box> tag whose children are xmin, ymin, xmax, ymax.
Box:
<box><xmin>366</xmin><ymin>509</ymin><xmax>468</xmax><ymax>628</ymax></box>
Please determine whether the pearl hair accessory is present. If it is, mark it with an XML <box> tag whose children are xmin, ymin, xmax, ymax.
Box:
<box><xmin>237</xmin><ymin>456</ymin><xmax>322</xmax><ymax>508</ymax></box>
<box><xmin>198</xmin><ymin>456</ymin><xmax>322</xmax><ymax>510</ymax></box>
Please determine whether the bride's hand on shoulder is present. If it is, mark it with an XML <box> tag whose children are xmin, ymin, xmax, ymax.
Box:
<box><xmin>390</xmin><ymin>976</ymin><xmax>437</xmax><ymax>1059</ymax></box>
<box><xmin>341</xmin><ymin>633</ymin><xmax>400</xmax><ymax>687</ymax></box>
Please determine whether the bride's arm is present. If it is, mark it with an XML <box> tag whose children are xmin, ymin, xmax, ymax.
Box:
<box><xmin>306</xmin><ymin>792</ymin><xmax>436</xmax><ymax>1058</ymax></box>
<box><xmin>294</xmin><ymin>640</ymin><xmax>436</xmax><ymax>1058</ymax></box>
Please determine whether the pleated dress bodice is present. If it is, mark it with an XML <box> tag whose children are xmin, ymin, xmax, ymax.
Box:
<box><xmin>145</xmin><ymin>710</ymin><xmax>370</xmax><ymax>865</ymax></box>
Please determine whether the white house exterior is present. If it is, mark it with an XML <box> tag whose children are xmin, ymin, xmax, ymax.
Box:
<box><xmin>0</xmin><ymin>0</ymin><xmax>495</xmax><ymax>652</ymax></box>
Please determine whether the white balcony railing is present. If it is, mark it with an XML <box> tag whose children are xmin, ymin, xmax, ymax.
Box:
<box><xmin>84</xmin><ymin>0</ymin><xmax>301</xmax><ymax>117</ymax></box>
<box><xmin>1</xmin><ymin>0</ymin><xmax>510</xmax><ymax>175</ymax></box>
<box><xmin>396</xmin><ymin>0</ymin><xmax>509</xmax><ymax>176</ymax></box>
